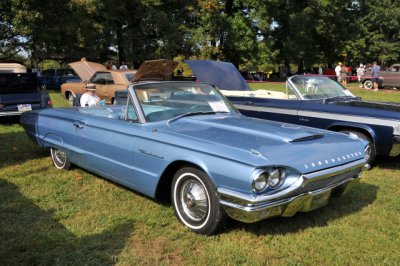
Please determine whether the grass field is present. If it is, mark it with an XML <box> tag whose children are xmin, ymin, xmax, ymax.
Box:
<box><xmin>1</xmin><ymin>84</ymin><xmax>400</xmax><ymax>265</ymax></box>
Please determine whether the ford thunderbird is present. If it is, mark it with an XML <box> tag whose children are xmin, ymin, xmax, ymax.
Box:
<box><xmin>21</xmin><ymin>81</ymin><xmax>366</xmax><ymax>235</ymax></box>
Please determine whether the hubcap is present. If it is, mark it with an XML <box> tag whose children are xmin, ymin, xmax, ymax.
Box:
<box><xmin>180</xmin><ymin>179</ymin><xmax>208</xmax><ymax>222</ymax></box>
<box><xmin>54</xmin><ymin>149</ymin><xmax>66</xmax><ymax>165</ymax></box>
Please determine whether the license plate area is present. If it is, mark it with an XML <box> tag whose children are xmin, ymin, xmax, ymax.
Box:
<box><xmin>17</xmin><ymin>104</ymin><xmax>32</xmax><ymax>112</ymax></box>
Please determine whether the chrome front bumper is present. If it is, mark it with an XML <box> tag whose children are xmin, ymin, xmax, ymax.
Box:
<box><xmin>218</xmin><ymin>159</ymin><xmax>364</xmax><ymax>223</ymax></box>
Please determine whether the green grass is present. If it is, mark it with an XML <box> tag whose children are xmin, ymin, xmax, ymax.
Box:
<box><xmin>1</xmin><ymin>88</ymin><xmax>400</xmax><ymax>265</ymax></box>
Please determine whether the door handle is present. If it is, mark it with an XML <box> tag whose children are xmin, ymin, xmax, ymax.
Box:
<box><xmin>244</xmin><ymin>101</ymin><xmax>253</xmax><ymax>105</ymax></box>
<box><xmin>73</xmin><ymin>122</ymin><xmax>85</xmax><ymax>129</ymax></box>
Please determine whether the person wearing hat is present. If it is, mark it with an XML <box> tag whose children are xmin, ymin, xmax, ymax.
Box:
<box><xmin>80</xmin><ymin>83</ymin><xmax>101</xmax><ymax>107</ymax></box>
<box><xmin>356</xmin><ymin>63</ymin><xmax>366</xmax><ymax>88</ymax></box>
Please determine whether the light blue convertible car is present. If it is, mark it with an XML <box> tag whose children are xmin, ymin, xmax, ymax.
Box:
<box><xmin>21</xmin><ymin>81</ymin><xmax>367</xmax><ymax>235</ymax></box>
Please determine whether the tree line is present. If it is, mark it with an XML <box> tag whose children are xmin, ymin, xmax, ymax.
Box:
<box><xmin>1</xmin><ymin>0</ymin><xmax>399</xmax><ymax>72</ymax></box>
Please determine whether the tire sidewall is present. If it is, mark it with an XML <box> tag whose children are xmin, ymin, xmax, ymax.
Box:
<box><xmin>172</xmin><ymin>167</ymin><xmax>222</xmax><ymax>235</ymax></box>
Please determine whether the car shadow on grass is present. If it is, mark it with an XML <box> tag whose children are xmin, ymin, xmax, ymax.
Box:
<box><xmin>0</xmin><ymin>130</ymin><xmax>48</xmax><ymax>169</ymax></box>
<box><xmin>226</xmin><ymin>182</ymin><xmax>378</xmax><ymax>235</ymax></box>
<box><xmin>0</xmin><ymin>179</ymin><xmax>133</xmax><ymax>265</ymax></box>
<box><xmin>374</xmin><ymin>154</ymin><xmax>400</xmax><ymax>170</ymax></box>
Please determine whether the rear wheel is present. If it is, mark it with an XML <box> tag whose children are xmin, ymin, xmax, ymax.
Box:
<box><xmin>50</xmin><ymin>148</ymin><xmax>71</xmax><ymax>170</ymax></box>
<box><xmin>363</xmin><ymin>80</ymin><xmax>373</xmax><ymax>89</ymax></box>
<box><xmin>171</xmin><ymin>167</ymin><xmax>225</xmax><ymax>235</ymax></box>
<box><xmin>339</xmin><ymin>130</ymin><xmax>376</xmax><ymax>166</ymax></box>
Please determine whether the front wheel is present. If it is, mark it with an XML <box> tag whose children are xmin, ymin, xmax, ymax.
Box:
<box><xmin>68</xmin><ymin>93</ymin><xmax>76</xmax><ymax>107</ymax></box>
<box><xmin>363</xmin><ymin>80</ymin><xmax>373</xmax><ymax>89</ymax></box>
<box><xmin>50</xmin><ymin>148</ymin><xmax>71</xmax><ymax>170</ymax></box>
<box><xmin>339</xmin><ymin>130</ymin><xmax>376</xmax><ymax>166</ymax></box>
<box><xmin>171</xmin><ymin>167</ymin><xmax>225</xmax><ymax>235</ymax></box>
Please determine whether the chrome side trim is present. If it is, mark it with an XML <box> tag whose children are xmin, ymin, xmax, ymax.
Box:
<box><xmin>233</xmin><ymin>103</ymin><xmax>400</xmax><ymax>130</ymax></box>
<box><xmin>235</xmin><ymin>104</ymin><xmax>298</xmax><ymax>116</ymax></box>
<box><xmin>0</xmin><ymin>111</ymin><xmax>23</xmax><ymax>116</ymax></box>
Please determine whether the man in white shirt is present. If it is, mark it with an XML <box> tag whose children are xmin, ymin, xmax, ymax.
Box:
<box><xmin>356</xmin><ymin>64</ymin><xmax>366</xmax><ymax>88</ymax></box>
<box><xmin>80</xmin><ymin>84</ymin><xmax>100</xmax><ymax>107</ymax></box>
<box><xmin>335</xmin><ymin>62</ymin><xmax>342</xmax><ymax>83</ymax></box>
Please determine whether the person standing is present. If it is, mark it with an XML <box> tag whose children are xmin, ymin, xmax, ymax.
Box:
<box><xmin>80</xmin><ymin>84</ymin><xmax>100</xmax><ymax>107</ymax></box>
<box><xmin>335</xmin><ymin>62</ymin><xmax>342</xmax><ymax>83</ymax></box>
<box><xmin>356</xmin><ymin>64</ymin><xmax>366</xmax><ymax>88</ymax></box>
<box><xmin>340</xmin><ymin>63</ymin><xmax>348</xmax><ymax>87</ymax></box>
<box><xmin>120</xmin><ymin>62</ymin><xmax>128</xmax><ymax>69</ymax></box>
<box><xmin>371</xmin><ymin>61</ymin><xmax>381</xmax><ymax>91</ymax></box>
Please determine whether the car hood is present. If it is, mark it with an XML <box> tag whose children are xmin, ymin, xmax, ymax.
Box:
<box><xmin>185</xmin><ymin>60</ymin><xmax>252</xmax><ymax>91</ymax></box>
<box><xmin>133</xmin><ymin>59</ymin><xmax>178</xmax><ymax>82</ymax></box>
<box><xmin>68</xmin><ymin>58</ymin><xmax>107</xmax><ymax>82</ymax></box>
<box><xmin>160</xmin><ymin>114</ymin><xmax>366</xmax><ymax>173</ymax></box>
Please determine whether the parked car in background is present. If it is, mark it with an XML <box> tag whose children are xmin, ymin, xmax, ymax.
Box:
<box><xmin>61</xmin><ymin>58</ymin><xmax>137</xmax><ymax>106</ymax></box>
<box><xmin>39</xmin><ymin>68</ymin><xmax>79</xmax><ymax>90</ymax></box>
<box><xmin>361</xmin><ymin>63</ymin><xmax>400</xmax><ymax>89</ymax></box>
<box><xmin>0</xmin><ymin>73</ymin><xmax>52</xmax><ymax>117</ymax></box>
<box><xmin>186</xmin><ymin>60</ymin><xmax>400</xmax><ymax>167</ymax></box>
<box><xmin>0</xmin><ymin>63</ymin><xmax>27</xmax><ymax>73</ymax></box>
<box><xmin>21</xmin><ymin>80</ymin><xmax>366</xmax><ymax>235</ymax></box>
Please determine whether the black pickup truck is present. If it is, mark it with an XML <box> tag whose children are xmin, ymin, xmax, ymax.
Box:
<box><xmin>0</xmin><ymin>73</ymin><xmax>52</xmax><ymax>117</ymax></box>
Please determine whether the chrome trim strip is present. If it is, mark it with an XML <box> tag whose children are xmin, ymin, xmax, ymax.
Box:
<box><xmin>0</xmin><ymin>111</ymin><xmax>23</xmax><ymax>116</ymax></box>
<box><xmin>234</xmin><ymin>104</ymin><xmax>400</xmax><ymax>130</ymax></box>
<box><xmin>217</xmin><ymin>159</ymin><xmax>365</xmax><ymax>206</ymax></box>
<box><xmin>235</xmin><ymin>104</ymin><xmax>298</xmax><ymax>116</ymax></box>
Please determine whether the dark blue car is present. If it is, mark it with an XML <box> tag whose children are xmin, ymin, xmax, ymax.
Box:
<box><xmin>187</xmin><ymin>60</ymin><xmax>400</xmax><ymax>166</ymax></box>
<box><xmin>39</xmin><ymin>68</ymin><xmax>79</xmax><ymax>90</ymax></box>
<box><xmin>0</xmin><ymin>73</ymin><xmax>52</xmax><ymax>117</ymax></box>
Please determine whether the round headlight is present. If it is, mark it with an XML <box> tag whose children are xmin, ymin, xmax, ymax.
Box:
<box><xmin>253</xmin><ymin>172</ymin><xmax>269</xmax><ymax>192</ymax></box>
<box><xmin>268</xmin><ymin>169</ymin><xmax>285</xmax><ymax>188</ymax></box>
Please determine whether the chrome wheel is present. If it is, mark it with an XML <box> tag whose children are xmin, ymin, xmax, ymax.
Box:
<box><xmin>172</xmin><ymin>167</ymin><xmax>225</xmax><ymax>235</ymax></box>
<box><xmin>363</xmin><ymin>80</ymin><xmax>373</xmax><ymax>89</ymax></box>
<box><xmin>180</xmin><ymin>178</ymin><xmax>209</xmax><ymax>222</ymax></box>
<box><xmin>50</xmin><ymin>148</ymin><xmax>71</xmax><ymax>170</ymax></box>
<box><xmin>68</xmin><ymin>93</ymin><xmax>75</xmax><ymax>107</ymax></box>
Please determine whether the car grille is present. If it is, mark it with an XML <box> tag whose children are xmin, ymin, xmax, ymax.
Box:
<box><xmin>289</xmin><ymin>167</ymin><xmax>362</xmax><ymax>197</ymax></box>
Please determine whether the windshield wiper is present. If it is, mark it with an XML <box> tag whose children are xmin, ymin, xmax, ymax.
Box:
<box><xmin>167</xmin><ymin>111</ymin><xmax>216</xmax><ymax>124</ymax></box>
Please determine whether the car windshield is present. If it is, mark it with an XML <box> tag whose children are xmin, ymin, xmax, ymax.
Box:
<box><xmin>133</xmin><ymin>82</ymin><xmax>238</xmax><ymax>122</ymax></box>
<box><xmin>289</xmin><ymin>75</ymin><xmax>355</xmax><ymax>100</ymax></box>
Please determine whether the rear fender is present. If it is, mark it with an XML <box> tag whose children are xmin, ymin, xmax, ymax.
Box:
<box><xmin>43</xmin><ymin>133</ymin><xmax>64</xmax><ymax>149</ymax></box>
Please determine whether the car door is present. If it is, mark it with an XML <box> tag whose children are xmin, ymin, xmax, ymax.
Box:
<box><xmin>70</xmin><ymin>108</ymin><xmax>148</xmax><ymax>187</ymax></box>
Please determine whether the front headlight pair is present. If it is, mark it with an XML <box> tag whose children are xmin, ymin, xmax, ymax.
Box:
<box><xmin>252</xmin><ymin>168</ymin><xmax>286</xmax><ymax>192</ymax></box>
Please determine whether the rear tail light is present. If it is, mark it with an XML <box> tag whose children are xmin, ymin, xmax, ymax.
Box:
<box><xmin>48</xmin><ymin>100</ymin><xmax>53</xmax><ymax>107</ymax></box>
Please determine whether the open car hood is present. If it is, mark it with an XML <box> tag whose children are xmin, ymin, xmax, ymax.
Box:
<box><xmin>185</xmin><ymin>60</ymin><xmax>251</xmax><ymax>91</ymax></box>
<box><xmin>68</xmin><ymin>58</ymin><xmax>107</xmax><ymax>82</ymax></box>
<box><xmin>133</xmin><ymin>59</ymin><xmax>178</xmax><ymax>82</ymax></box>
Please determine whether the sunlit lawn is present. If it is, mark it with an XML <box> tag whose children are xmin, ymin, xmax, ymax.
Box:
<box><xmin>1</xmin><ymin>87</ymin><xmax>399</xmax><ymax>265</ymax></box>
